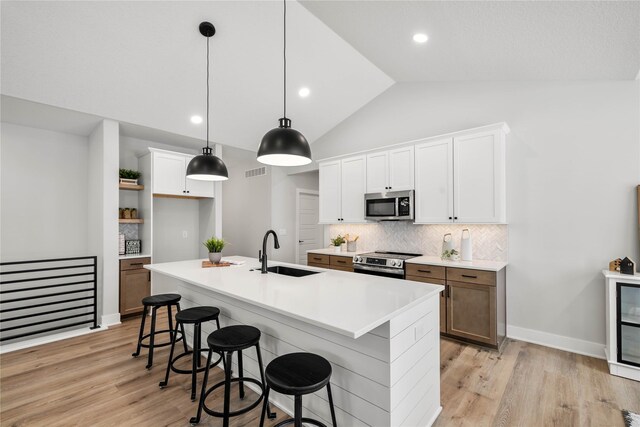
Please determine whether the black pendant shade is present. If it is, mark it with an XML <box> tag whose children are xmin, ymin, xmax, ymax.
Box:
<box><xmin>257</xmin><ymin>0</ymin><xmax>312</xmax><ymax>167</ymax></box>
<box><xmin>186</xmin><ymin>21</ymin><xmax>229</xmax><ymax>182</ymax></box>
<box><xmin>257</xmin><ymin>118</ymin><xmax>312</xmax><ymax>166</ymax></box>
<box><xmin>186</xmin><ymin>147</ymin><xmax>229</xmax><ymax>181</ymax></box>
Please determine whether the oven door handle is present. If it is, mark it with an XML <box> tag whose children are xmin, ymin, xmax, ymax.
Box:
<box><xmin>353</xmin><ymin>264</ymin><xmax>404</xmax><ymax>276</ymax></box>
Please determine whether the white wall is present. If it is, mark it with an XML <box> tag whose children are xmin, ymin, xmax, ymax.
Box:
<box><xmin>312</xmin><ymin>81</ymin><xmax>640</xmax><ymax>356</ymax></box>
<box><xmin>1</xmin><ymin>123</ymin><xmax>89</xmax><ymax>260</ymax></box>
<box><xmin>270</xmin><ymin>169</ymin><xmax>320</xmax><ymax>263</ymax></box>
<box><xmin>221</xmin><ymin>146</ymin><xmax>271</xmax><ymax>259</ymax></box>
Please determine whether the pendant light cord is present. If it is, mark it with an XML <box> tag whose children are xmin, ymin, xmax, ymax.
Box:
<box><xmin>283</xmin><ymin>0</ymin><xmax>287</xmax><ymax>119</ymax></box>
<box><xmin>206</xmin><ymin>34</ymin><xmax>210</xmax><ymax>149</ymax></box>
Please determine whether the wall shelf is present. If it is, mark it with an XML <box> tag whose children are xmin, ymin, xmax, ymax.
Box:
<box><xmin>119</xmin><ymin>183</ymin><xmax>144</xmax><ymax>191</ymax></box>
<box><xmin>119</xmin><ymin>218</ymin><xmax>143</xmax><ymax>224</ymax></box>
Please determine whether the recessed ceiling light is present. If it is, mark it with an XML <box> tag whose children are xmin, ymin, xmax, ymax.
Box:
<box><xmin>413</xmin><ymin>33</ymin><xmax>428</xmax><ymax>44</ymax></box>
<box><xmin>190</xmin><ymin>115</ymin><xmax>203</xmax><ymax>124</ymax></box>
<box><xmin>298</xmin><ymin>87</ymin><xmax>310</xmax><ymax>98</ymax></box>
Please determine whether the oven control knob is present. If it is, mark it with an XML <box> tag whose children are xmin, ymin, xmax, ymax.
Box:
<box><xmin>390</xmin><ymin>260</ymin><xmax>397</xmax><ymax>267</ymax></box>
<box><xmin>355</xmin><ymin>256</ymin><xmax>362</xmax><ymax>263</ymax></box>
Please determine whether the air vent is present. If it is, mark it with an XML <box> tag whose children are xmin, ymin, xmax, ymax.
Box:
<box><xmin>245</xmin><ymin>166</ymin><xmax>267</xmax><ymax>178</ymax></box>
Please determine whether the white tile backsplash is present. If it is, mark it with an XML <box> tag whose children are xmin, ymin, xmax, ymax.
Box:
<box><xmin>328</xmin><ymin>223</ymin><xmax>508</xmax><ymax>262</ymax></box>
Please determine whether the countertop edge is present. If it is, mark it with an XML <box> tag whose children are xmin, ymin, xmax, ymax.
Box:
<box><xmin>407</xmin><ymin>256</ymin><xmax>507</xmax><ymax>272</ymax></box>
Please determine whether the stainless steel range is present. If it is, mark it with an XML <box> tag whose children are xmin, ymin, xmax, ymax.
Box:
<box><xmin>352</xmin><ymin>251</ymin><xmax>422</xmax><ymax>278</ymax></box>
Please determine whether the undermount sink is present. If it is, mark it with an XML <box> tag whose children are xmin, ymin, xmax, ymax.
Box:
<box><xmin>266</xmin><ymin>265</ymin><xmax>320</xmax><ymax>277</ymax></box>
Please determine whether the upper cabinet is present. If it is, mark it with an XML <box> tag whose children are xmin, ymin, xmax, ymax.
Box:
<box><xmin>414</xmin><ymin>127</ymin><xmax>507</xmax><ymax>224</ymax></box>
<box><xmin>366</xmin><ymin>146</ymin><xmax>414</xmax><ymax>193</ymax></box>
<box><xmin>319</xmin><ymin>155</ymin><xmax>366</xmax><ymax>224</ymax></box>
<box><xmin>318</xmin><ymin>123</ymin><xmax>508</xmax><ymax>225</ymax></box>
<box><xmin>151</xmin><ymin>149</ymin><xmax>214</xmax><ymax>199</ymax></box>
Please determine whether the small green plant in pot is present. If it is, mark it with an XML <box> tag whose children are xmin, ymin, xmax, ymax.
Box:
<box><xmin>330</xmin><ymin>235</ymin><xmax>345</xmax><ymax>253</ymax></box>
<box><xmin>119</xmin><ymin>168</ymin><xmax>142</xmax><ymax>185</ymax></box>
<box><xmin>204</xmin><ymin>237</ymin><xmax>226</xmax><ymax>264</ymax></box>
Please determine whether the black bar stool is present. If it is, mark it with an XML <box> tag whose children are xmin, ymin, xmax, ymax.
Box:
<box><xmin>190</xmin><ymin>325</ymin><xmax>276</xmax><ymax>426</ymax></box>
<box><xmin>132</xmin><ymin>293</ymin><xmax>187</xmax><ymax>369</ymax></box>
<box><xmin>159</xmin><ymin>306</ymin><xmax>222</xmax><ymax>401</ymax></box>
<box><xmin>260</xmin><ymin>352</ymin><xmax>337</xmax><ymax>427</ymax></box>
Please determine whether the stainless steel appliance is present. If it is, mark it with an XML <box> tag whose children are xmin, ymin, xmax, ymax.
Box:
<box><xmin>352</xmin><ymin>251</ymin><xmax>422</xmax><ymax>278</ymax></box>
<box><xmin>364</xmin><ymin>190</ymin><xmax>414</xmax><ymax>221</ymax></box>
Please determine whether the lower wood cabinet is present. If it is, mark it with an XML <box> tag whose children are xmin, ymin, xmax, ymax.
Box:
<box><xmin>120</xmin><ymin>257</ymin><xmax>151</xmax><ymax>317</ymax></box>
<box><xmin>307</xmin><ymin>253</ymin><xmax>354</xmax><ymax>273</ymax></box>
<box><xmin>407</xmin><ymin>263</ymin><xmax>506</xmax><ymax>349</ymax></box>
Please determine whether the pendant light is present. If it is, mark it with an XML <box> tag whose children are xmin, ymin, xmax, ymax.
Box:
<box><xmin>186</xmin><ymin>22</ymin><xmax>229</xmax><ymax>181</ymax></box>
<box><xmin>257</xmin><ymin>0</ymin><xmax>312</xmax><ymax>166</ymax></box>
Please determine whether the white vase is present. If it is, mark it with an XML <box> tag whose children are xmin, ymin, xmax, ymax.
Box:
<box><xmin>208</xmin><ymin>252</ymin><xmax>222</xmax><ymax>264</ymax></box>
<box><xmin>347</xmin><ymin>241</ymin><xmax>357</xmax><ymax>252</ymax></box>
<box><xmin>333</xmin><ymin>245</ymin><xmax>341</xmax><ymax>253</ymax></box>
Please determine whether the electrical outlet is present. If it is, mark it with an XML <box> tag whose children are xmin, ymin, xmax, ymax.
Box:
<box><xmin>182</xmin><ymin>231</ymin><xmax>188</xmax><ymax>238</ymax></box>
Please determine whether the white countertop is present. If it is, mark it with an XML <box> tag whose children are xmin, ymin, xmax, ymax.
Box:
<box><xmin>306</xmin><ymin>247</ymin><xmax>368</xmax><ymax>256</ymax></box>
<box><xmin>602</xmin><ymin>269</ymin><xmax>640</xmax><ymax>281</ymax></box>
<box><xmin>145</xmin><ymin>256</ymin><xmax>443</xmax><ymax>339</ymax></box>
<box><xmin>119</xmin><ymin>253</ymin><xmax>151</xmax><ymax>260</ymax></box>
<box><xmin>407</xmin><ymin>255</ymin><xmax>508</xmax><ymax>272</ymax></box>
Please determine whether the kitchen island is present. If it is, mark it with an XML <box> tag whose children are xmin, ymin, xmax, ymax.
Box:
<box><xmin>145</xmin><ymin>256</ymin><xmax>444</xmax><ymax>427</ymax></box>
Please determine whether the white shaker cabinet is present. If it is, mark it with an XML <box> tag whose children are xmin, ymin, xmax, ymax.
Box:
<box><xmin>366</xmin><ymin>146</ymin><xmax>414</xmax><ymax>193</ymax></box>
<box><xmin>414</xmin><ymin>138</ymin><xmax>454</xmax><ymax>223</ymax></box>
<box><xmin>153</xmin><ymin>151</ymin><xmax>187</xmax><ymax>196</ymax></box>
<box><xmin>319</xmin><ymin>155</ymin><xmax>366</xmax><ymax>224</ymax></box>
<box><xmin>454</xmin><ymin>129</ymin><xmax>506</xmax><ymax>223</ymax></box>
<box><xmin>415</xmin><ymin>125</ymin><xmax>507</xmax><ymax>224</ymax></box>
<box><xmin>319</xmin><ymin>160</ymin><xmax>341</xmax><ymax>224</ymax></box>
<box><xmin>151</xmin><ymin>149</ymin><xmax>214</xmax><ymax>199</ymax></box>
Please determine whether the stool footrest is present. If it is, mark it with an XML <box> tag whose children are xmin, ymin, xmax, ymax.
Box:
<box><xmin>169</xmin><ymin>349</ymin><xmax>222</xmax><ymax>375</ymax></box>
<box><xmin>201</xmin><ymin>377</ymin><xmax>264</xmax><ymax>417</ymax></box>
<box><xmin>138</xmin><ymin>329</ymin><xmax>184</xmax><ymax>349</ymax></box>
<box><xmin>274</xmin><ymin>418</ymin><xmax>327</xmax><ymax>427</ymax></box>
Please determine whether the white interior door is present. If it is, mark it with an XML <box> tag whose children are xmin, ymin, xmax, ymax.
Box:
<box><xmin>297</xmin><ymin>191</ymin><xmax>322</xmax><ymax>265</ymax></box>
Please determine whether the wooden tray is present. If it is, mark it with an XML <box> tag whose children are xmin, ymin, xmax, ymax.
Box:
<box><xmin>202</xmin><ymin>260</ymin><xmax>232</xmax><ymax>268</ymax></box>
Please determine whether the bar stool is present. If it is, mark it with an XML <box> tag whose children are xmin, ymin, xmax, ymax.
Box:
<box><xmin>260</xmin><ymin>352</ymin><xmax>337</xmax><ymax>427</ymax></box>
<box><xmin>132</xmin><ymin>293</ymin><xmax>187</xmax><ymax>369</ymax></box>
<box><xmin>159</xmin><ymin>306</ymin><xmax>222</xmax><ymax>401</ymax></box>
<box><xmin>190</xmin><ymin>325</ymin><xmax>276</xmax><ymax>426</ymax></box>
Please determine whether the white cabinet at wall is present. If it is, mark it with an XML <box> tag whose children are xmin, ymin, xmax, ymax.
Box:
<box><xmin>151</xmin><ymin>149</ymin><xmax>214</xmax><ymax>198</ymax></box>
<box><xmin>366</xmin><ymin>146</ymin><xmax>414</xmax><ymax>193</ymax></box>
<box><xmin>319</xmin><ymin>155</ymin><xmax>366</xmax><ymax>224</ymax></box>
<box><xmin>414</xmin><ymin>138</ymin><xmax>454</xmax><ymax>223</ymax></box>
<box><xmin>414</xmin><ymin>127</ymin><xmax>506</xmax><ymax>223</ymax></box>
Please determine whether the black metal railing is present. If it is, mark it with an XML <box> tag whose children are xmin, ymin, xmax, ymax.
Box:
<box><xmin>0</xmin><ymin>256</ymin><xmax>99</xmax><ymax>343</ymax></box>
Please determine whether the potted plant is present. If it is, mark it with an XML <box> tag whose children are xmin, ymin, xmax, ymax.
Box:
<box><xmin>119</xmin><ymin>168</ymin><xmax>142</xmax><ymax>185</ymax></box>
<box><xmin>330</xmin><ymin>235</ymin><xmax>345</xmax><ymax>253</ymax></box>
<box><xmin>203</xmin><ymin>237</ymin><xmax>226</xmax><ymax>264</ymax></box>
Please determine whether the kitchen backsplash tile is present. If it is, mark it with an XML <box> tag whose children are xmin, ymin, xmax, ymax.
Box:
<box><xmin>328</xmin><ymin>223</ymin><xmax>508</xmax><ymax>262</ymax></box>
<box><xmin>119</xmin><ymin>223</ymin><xmax>139</xmax><ymax>240</ymax></box>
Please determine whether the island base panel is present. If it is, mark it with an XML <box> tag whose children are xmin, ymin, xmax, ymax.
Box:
<box><xmin>157</xmin><ymin>277</ymin><xmax>441</xmax><ymax>426</ymax></box>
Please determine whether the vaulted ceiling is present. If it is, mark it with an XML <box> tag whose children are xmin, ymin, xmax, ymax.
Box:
<box><xmin>2</xmin><ymin>1</ymin><xmax>638</xmax><ymax>152</ymax></box>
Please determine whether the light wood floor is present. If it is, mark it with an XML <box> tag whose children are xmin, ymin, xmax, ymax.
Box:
<box><xmin>1</xmin><ymin>314</ymin><xmax>639</xmax><ymax>427</ymax></box>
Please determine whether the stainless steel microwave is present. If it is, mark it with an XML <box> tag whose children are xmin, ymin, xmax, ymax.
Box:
<box><xmin>364</xmin><ymin>190</ymin><xmax>414</xmax><ymax>221</ymax></box>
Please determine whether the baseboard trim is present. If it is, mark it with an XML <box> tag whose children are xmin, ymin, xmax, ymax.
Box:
<box><xmin>507</xmin><ymin>325</ymin><xmax>605</xmax><ymax>359</ymax></box>
<box><xmin>101</xmin><ymin>313</ymin><xmax>121</xmax><ymax>327</ymax></box>
<box><xmin>0</xmin><ymin>326</ymin><xmax>108</xmax><ymax>354</ymax></box>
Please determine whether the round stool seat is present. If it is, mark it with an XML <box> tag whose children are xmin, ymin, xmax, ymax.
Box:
<box><xmin>142</xmin><ymin>293</ymin><xmax>181</xmax><ymax>307</ymax></box>
<box><xmin>266</xmin><ymin>353</ymin><xmax>332</xmax><ymax>395</ymax></box>
<box><xmin>207</xmin><ymin>325</ymin><xmax>260</xmax><ymax>352</ymax></box>
<box><xmin>175</xmin><ymin>306</ymin><xmax>220</xmax><ymax>324</ymax></box>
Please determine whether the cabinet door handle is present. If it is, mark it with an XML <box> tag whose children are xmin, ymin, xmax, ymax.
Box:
<box><xmin>461</xmin><ymin>274</ymin><xmax>478</xmax><ymax>279</ymax></box>
<box><xmin>130</xmin><ymin>263</ymin><xmax>143</xmax><ymax>266</ymax></box>
<box><xmin>313</xmin><ymin>257</ymin><xmax>322</xmax><ymax>261</ymax></box>
<box><xmin>337</xmin><ymin>260</ymin><xmax>346</xmax><ymax>264</ymax></box>
<box><xmin>446</xmin><ymin>286</ymin><xmax>450</xmax><ymax>298</ymax></box>
<box><xmin>418</xmin><ymin>269</ymin><xmax>432</xmax><ymax>273</ymax></box>
<box><xmin>448</xmin><ymin>217</ymin><xmax>452</xmax><ymax>220</ymax></box>
<box><xmin>454</xmin><ymin>217</ymin><xmax>458</xmax><ymax>220</ymax></box>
